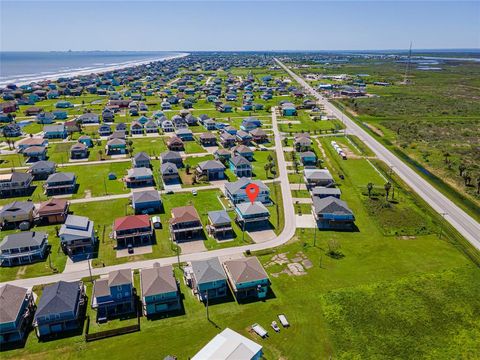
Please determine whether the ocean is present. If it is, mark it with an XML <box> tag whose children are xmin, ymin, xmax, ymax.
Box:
<box><xmin>0</xmin><ymin>51</ymin><xmax>187</xmax><ymax>86</ymax></box>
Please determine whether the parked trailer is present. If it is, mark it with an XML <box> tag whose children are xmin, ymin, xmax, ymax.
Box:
<box><xmin>278</xmin><ymin>314</ymin><xmax>290</xmax><ymax>328</ymax></box>
<box><xmin>252</xmin><ymin>323</ymin><xmax>268</xmax><ymax>338</ymax></box>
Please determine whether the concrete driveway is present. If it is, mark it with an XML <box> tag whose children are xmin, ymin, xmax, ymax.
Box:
<box><xmin>248</xmin><ymin>229</ymin><xmax>277</xmax><ymax>243</ymax></box>
<box><xmin>295</xmin><ymin>214</ymin><xmax>317</xmax><ymax>228</ymax></box>
<box><xmin>179</xmin><ymin>240</ymin><xmax>207</xmax><ymax>254</ymax></box>
<box><xmin>117</xmin><ymin>245</ymin><xmax>153</xmax><ymax>258</ymax></box>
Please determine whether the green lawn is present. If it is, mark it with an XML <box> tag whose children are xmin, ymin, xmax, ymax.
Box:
<box><xmin>184</xmin><ymin>141</ymin><xmax>205</xmax><ymax>154</ymax></box>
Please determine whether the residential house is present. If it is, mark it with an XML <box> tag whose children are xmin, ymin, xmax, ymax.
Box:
<box><xmin>0</xmin><ymin>173</ymin><xmax>33</xmax><ymax>197</ymax></box>
<box><xmin>132</xmin><ymin>188</ymin><xmax>162</xmax><ymax>214</ymax></box>
<box><xmin>235</xmin><ymin>202</ymin><xmax>270</xmax><ymax>227</ymax></box>
<box><xmin>17</xmin><ymin>137</ymin><xmax>48</xmax><ymax>152</ymax></box>
<box><xmin>311</xmin><ymin>186</ymin><xmax>341</xmax><ymax>199</ymax></box>
<box><xmin>207</xmin><ymin>210</ymin><xmax>233</xmax><ymax>239</ymax></box>
<box><xmin>43</xmin><ymin>124</ymin><xmax>68</xmax><ymax>139</ymax></box>
<box><xmin>23</xmin><ymin>146</ymin><xmax>47</xmax><ymax>162</ymax></box>
<box><xmin>240</xmin><ymin>118</ymin><xmax>262</xmax><ymax>131</ymax></box>
<box><xmin>0</xmin><ymin>231</ymin><xmax>49</xmax><ymax>266</ymax></box>
<box><xmin>92</xmin><ymin>269</ymin><xmax>134</xmax><ymax>321</ymax></box>
<box><xmin>217</xmin><ymin>103</ymin><xmax>233</xmax><ymax>113</ymax></box>
<box><xmin>70</xmin><ymin>143</ymin><xmax>88</xmax><ymax>159</ymax></box>
<box><xmin>229</xmin><ymin>155</ymin><xmax>252</xmax><ymax>178</ymax></box>
<box><xmin>303</xmin><ymin>168</ymin><xmax>334</xmax><ymax>189</ymax></box>
<box><xmin>281</xmin><ymin>102</ymin><xmax>297</xmax><ymax>116</ymax></box>
<box><xmin>312</xmin><ymin>196</ymin><xmax>355</xmax><ymax>230</ymax></box>
<box><xmin>77</xmin><ymin>113</ymin><xmax>99</xmax><ymax>124</ymax></box>
<box><xmin>224</xmin><ymin>178</ymin><xmax>270</xmax><ymax>205</ymax></box>
<box><xmin>214</xmin><ymin>148</ymin><xmax>231</xmax><ymax>163</ymax></box>
<box><xmin>125</xmin><ymin>167</ymin><xmax>154</xmax><ymax>188</ymax></box>
<box><xmin>294</xmin><ymin>134</ymin><xmax>311</xmax><ymax>151</ymax></box>
<box><xmin>109</xmin><ymin>130</ymin><xmax>126</xmax><ymax>140</ymax></box>
<box><xmin>37</xmin><ymin>112</ymin><xmax>55</xmax><ymax>124</ymax></box>
<box><xmin>132</xmin><ymin>152</ymin><xmax>151</xmax><ymax>168</ymax></box>
<box><xmin>144</xmin><ymin>120</ymin><xmax>158</xmax><ymax>133</ymax></box>
<box><xmin>106</xmin><ymin>138</ymin><xmax>127</xmax><ymax>154</ymax></box>
<box><xmin>161</xmin><ymin>120</ymin><xmax>175</xmax><ymax>133</ymax></box>
<box><xmin>0</xmin><ymin>201</ymin><xmax>35</xmax><ymax>228</ymax></box>
<box><xmin>249</xmin><ymin>128</ymin><xmax>268</xmax><ymax>143</ymax></box>
<box><xmin>78</xmin><ymin>135</ymin><xmax>93</xmax><ymax>148</ymax></box>
<box><xmin>176</xmin><ymin>128</ymin><xmax>194</xmax><ymax>141</ymax></box>
<box><xmin>2</xmin><ymin>123</ymin><xmax>21</xmax><ymax>137</ymax></box>
<box><xmin>199</xmin><ymin>132</ymin><xmax>217</xmax><ymax>146</ymax></box>
<box><xmin>161</xmin><ymin>162</ymin><xmax>179</xmax><ymax>183</ymax></box>
<box><xmin>223</xmin><ymin>257</ymin><xmax>270</xmax><ymax>300</ymax></box>
<box><xmin>220</xmin><ymin>132</ymin><xmax>236</xmax><ymax>148</ymax></box>
<box><xmin>196</xmin><ymin>160</ymin><xmax>226</xmax><ymax>181</ymax></box>
<box><xmin>0</xmin><ymin>285</ymin><xmax>36</xmax><ymax>345</ymax></box>
<box><xmin>167</xmin><ymin>136</ymin><xmax>184</xmax><ymax>151</ymax></box>
<box><xmin>140</xmin><ymin>264</ymin><xmax>181</xmax><ymax>316</ymax></box>
<box><xmin>161</xmin><ymin>150</ymin><xmax>183</xmax><ymax>168</ymax></box>
<box><xmin>36</xmin><ymin>198</ymin><xmax>69</xmax><ymax>224</ymax></box>
<box><xmin>28</xmin><ymin>160</ymin><xmax>56</xmax><ymax>180</ymax></box>
<box><xmin>113</xmin><ymin>215</ymin><xmax>153</xmax><ymax>248</ymax></box>
<box><xmin>299</xmin><ymin>151</ymin><xmax>317</xmax><ymax>166</ymax></box>
<box><xmin>169</xmin><ymin>206</ymin><xmax>203</xmax><ymax>242</ymax></box>
<box><xmin>98</xmin><ymin>124</ymin><xmax>112</xmax><ymax>136</ymax></box>
<box><xmin>44</xmin><ymin>172</ymin><xmax>76</xmax><ymax>195</ymax></box>
<box><xmin>232</xmin><ymin>145</ymin><xmax>253</xmax><ymax>160</ymax></box>
<box><xmin>192</xmin><ymin>328</ymin><xmax>263</xmax><ymax>360</ymax></box>
<box><xmin>203</xmin><ymin>119</ymin><xmax>216</xmax><ymax>131</ymax></box>
<box><xmin>59</xmin><ymin>215</ymin><xmax>96</xmax><ymax>256</ymax></box>
<box><xmin>130</xmin><ymin>121</ymin><xmax>144</xmax><ymax>135</ymax></box>
<box><xmin>102</xmin><ymin>108</ymin><xmax>115</xmax><ymax>122</ymax></box>
<box><xmin>33</xmin><ymin>281</ymin><xmax>86</xmax><ymax>338</ymax></box>
<box><xmin>236</xmin><ymin>130</ymin><xmax>252</xmax><ymax>145</ymax></box>
<box><xmin>190</xmin><ymin>257</ymin><xmax>228</xmax><ymax>301</ymax></box>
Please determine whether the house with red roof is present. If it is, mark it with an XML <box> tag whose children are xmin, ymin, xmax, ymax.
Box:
<box><xmin>113</xmin><ymin>215</ymin><xmax>153</xmax><ymax>248</ymax></box>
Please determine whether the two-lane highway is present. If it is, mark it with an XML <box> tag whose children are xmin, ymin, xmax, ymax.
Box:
<box><xmin>275</xmin><ymin>58</ymin><xmax>480</xmax><ymax>249</ymax></box>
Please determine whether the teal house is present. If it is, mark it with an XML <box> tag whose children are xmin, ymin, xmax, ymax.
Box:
<box><xmin>140</xmin><ymin>264</ymin><xmax>181</xmax><ymax>316</ymax></box>
<box><xmin>190</xmin><ymin>257</ymin><xmax>228</xmax><ymax>302</ymax></box>
<box><xmin>55</xmin><ymin>101</ymin><xmax>73</xmax><ymax>109</ymax></box>
<box><xmin>223</xmin><ymin>257</ymin><xmax>270</xmax><ymax>301</ymax></box>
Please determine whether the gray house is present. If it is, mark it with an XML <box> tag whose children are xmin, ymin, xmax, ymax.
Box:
<box><xmin>161</xmin><ymin>162</ymin><xmax>179</xmax><ymax>183</ymax></box>
<box><xmin>59</xmin><ymin>215</ymin><xmax>96</xmax><ymax>257</ymax></box>
<box><xmin>0</xmin><ymin>284</ymin><xmax>36</xmax><ymax>345</ymax></box>
<box><xmin>0</xmin><ymin>231</ymin><xmax>49</xmax><ymax>266</ymax></box>
<box><xmin>312</xmin><ymin>196</ymin><xmax>355</xmax><ymax>230</ymax></box>
<box><xmin>70</xmin><ymin>143</ymin><xmax>88</xmax><ymax>159</ymax></box>
<box><xmin>311</xmin><ymin>186</ymin><xmax>341</xmax><ymax>199</ymax></box>
<box><xmin>0</xmin><ymin>201</ymin><xmax>35</xmax><ymax>228</ymax></box>
<box><xmin>196</xmin><ymin>160</ymin><xmax>226</xmax><ymax>181</ymax></box>
<box><xmin>33</xmin><ymin>281</ymin><xmax>86</xmax><ymax>338</ymax></box>
<box><xmin>44</xmin><ymin>172</ymin><xmax>77</xmax><ymax>195</ymax></box>
<box><xmin>0</xmin><ymin>172</ymin><xmax>33</xmax><ymax>197</ymax></box>
<box><xmin>161</xmin><ymin>150</ymin><xmax>183</xmax><ymax>168</ymax></box>
<box><xmin>132</xmin><ymin>152</ymin><xmax>151</xmax><ymax>168</ymax></box>
<box><xmin>28</xmin><ymin>160</ymin><xmax>56</xmax><ymax>179</ymax></box>
<box><xmin>303</xmin><ymin>168</ymin><xmax>334</xmax><ymax>189</ymax></box>
<box><xmin>190</xmin><ymin>257</ymin><xmax>228</xmax><ymax>302</ymax></box>
<box><xmin>207</xmin><ymin>210</ymin><xmax>233</xmax><ymax>239</ymax></box>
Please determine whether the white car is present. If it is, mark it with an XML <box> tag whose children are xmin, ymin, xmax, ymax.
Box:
<box><xmin>191</xmin><ymin>189</ymin><xmax>198</xmax><ymax>196</ymax></box>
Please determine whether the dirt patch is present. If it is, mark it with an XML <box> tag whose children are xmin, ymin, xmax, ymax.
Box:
<box><xmin>399</xmin><ymin>235</ymin><xmax>417</xmax><ymax>240</ymax></box>
<box><xmin>364</xmin><ymin>122</ymin><xmax>384</xmax><ymax>137</ymax></box>
<box><xmin>268</xmin><ymin>251</ymin><xmax>311</xmax><ymax>277</ymax></box>
<box><xmin>84</xmin><ymin>189</ymin><xmax>92</xmax><ymax>198</ymax></box>
<box><xmin>16</xmin><ymin>266</ymin><xmax>27</xmax><ymax>278</ymax></box>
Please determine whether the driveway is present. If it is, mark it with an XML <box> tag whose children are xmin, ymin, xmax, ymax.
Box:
<box><xmin>248</xmin><ymin>229</ymin><xmax>277</xmax><ymax>243</ymax></box>
<box><xmin>117</xmin><ymin>245</ymin><xmax>153</xmax><ymax>258</ymax></box>
<box><xmin>179</xmin><ymin>240</ymin><xmax>207</xmax><ymax>254</ymax></box>
<box><xmin>295</xmin><ymin>214</ymin><xmax>317</xmax><ymax>228</ymax></box>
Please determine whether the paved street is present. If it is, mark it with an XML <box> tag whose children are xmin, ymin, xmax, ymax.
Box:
<box><xmin>275</xmin><ymin>58</ymin><xmax>480</xmax><ymax>249</ymax></box>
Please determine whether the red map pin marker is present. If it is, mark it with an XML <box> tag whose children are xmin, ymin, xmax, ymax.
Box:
<box><xmin>246</xmin><ymin>183</ymin><xmax>260</xmax><ymax>204</ymax></box>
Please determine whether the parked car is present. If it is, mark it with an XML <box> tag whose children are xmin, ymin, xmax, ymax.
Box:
<box><xmin>127</xmin><ymin>244</ymin><xmax>134</xmax><ymax>254</ymax></box>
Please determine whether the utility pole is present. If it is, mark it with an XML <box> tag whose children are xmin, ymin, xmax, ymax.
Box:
<box><xmin>176</xmin><ymin>242</ymin><xmax>181</xmax><ymax>269</ymax></box>
<box><xmin>103</xmin><ymin>178</ymin><xmax>108</xmax><ymax>195</ymax></box>
<box><xmin>313</xmin><ymin>224</ymin><xmax>317</xmax><ymax>247</ymax></box>
<box><xmin>87</xmin><ymin>254</ymin><xmax>93</xmax><ymax>283</ymax></box>
<box><xmin>205</xmin><ymin>291</ymin><xmax>209</xmax><ymax>320</ymax></box>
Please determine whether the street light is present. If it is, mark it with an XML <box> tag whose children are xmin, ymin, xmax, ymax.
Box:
<box><xmin>204</xmin><ymin>291</ymin><xmax>209</xmax><ymax>320</ymax></box>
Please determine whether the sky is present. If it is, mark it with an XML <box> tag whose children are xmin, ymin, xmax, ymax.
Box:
<box><xmin>1</xmin><ymin>1</ymin><xmax>479</xmax><ymax>51</ymax></box>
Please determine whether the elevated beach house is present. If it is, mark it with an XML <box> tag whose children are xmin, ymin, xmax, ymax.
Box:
<box><xmin>223</xmin><ymin>257</ymin><xmax>270</xmax><ymax>301</ymax></box>
<box><xmin>169</xmin><ymin>206</ymin><xmax>203</xmax><ymax>242</ymax></box>
<box><xmin>190</xmin><ymin>257</ymin><xmax>228</xmax><ymax>302</ymax></box>
<box><xmin>59</xmin><ymin>215</ymin><xmax>96</xmax><ymax>257</ymax></box>
<box><xmin>0</xmin><ymin>231</ymin><xmax>49</xmax><ymax>266</ymax></box>
<box><xmin>113</xmin><ymin>215</ymin><xmax>153</xmax><ymax>248</ymax></box>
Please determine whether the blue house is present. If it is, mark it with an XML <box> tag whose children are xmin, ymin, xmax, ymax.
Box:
<box><xmin>0</xmin><ymin>284</ymin><xmax>35</xmax><ymax>345</ymax></box>
<box><xmin>92</xmin><ymin>269</ymin><xmax>134</xmax><ymax>321</ymax></box>
<box><xmin>218</xmin><ymin>103</ymin><xmax>233</xmax><ymax>113</ymax></box>
<box><xmin>223</xmin><ymin>257</ymin><xmax>270</xmax><ymax>300</ymax></box>
<box><xmin>299</xmin><ymin>151</ymin><xmax>317</xmax><ymax>166</ymax></box>
<box><xmin>43</xmin><ymin>124</ymin><xmax>67</xmax><ymax>139</ymax></box>
<box><xmin>78</xmin><ymin>135</ymin><xmax>93</xmax><ymax>148</ymax></box>
<box><xmin>55</xmin><ymin>101</ymin><xmax>73</xmax><ymax>109</ymax></box>
<box><xmin>140</xmin><ymin>264</ymin><xmax>181</xmax><ymax>316</ymax></box>
<box><xmin>33</xmin><ymin>281</ymin><xmax>86</xmax><ymax>338</ymax></box>
<box><xmin>312</xmin><ymin>196</ymin><xmax>355</xmax><ymax>230</ymax></box>
<box><xmin>132</xmin><ymin>189</ymin><xmax>162</xmax><ymax>214</ymax></box>
<box><xmin>176</xmin><ymin>128</ymin><xmax>194</xmax><ymax>141</ymax></box>
<box><xmin>36</xmin><ymin>112</ymin><xmax>55</xmax><ymax>124</ymax></box>
<box><xmin>240</xmin><ymin>118</ymin><xmax>262</xmax><ymax>131</ymax></box>
<box><xmin>229</xmin><ymin>155</ymin><xmax>252</xmax><ymax>178</ymax></box>
<box><xmin>232</xmin><ymin>145</ymin><xmax>253</xmax><ymax>160</ymax></box>
<box><xmin>98</xmin><ymin>124</ymin><xmax>112</xmax><ymax>136</ymax></box>
<box><xmin>53</xmin><ymin>110</ymin><xmax>68</xmax><ymax>120</ymax></box>
<box><xmin>190</xmin><ymin>257</ymin><xmax>228</xmax><ymax>302</ymax></box>
<box><xmin>236</xmin><ymin>130</ymin><xmax>252</xmax><ymax>145</ymax></box>
<box><xmin>281</xmin><ymin>102</ymin><xmax>297</xmax><ymax>116</ymax></box>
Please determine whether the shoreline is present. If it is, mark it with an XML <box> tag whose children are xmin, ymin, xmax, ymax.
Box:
<box><xmin>0</xmin><ymin>52</ymin><xmax>189</xmax><ymax>87</ymax></box>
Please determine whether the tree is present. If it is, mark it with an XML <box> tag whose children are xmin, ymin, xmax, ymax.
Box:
<box><xmin>316</xmin><ymin>159</ymin><xmax>324</xmax><ymax>168</ymax></box>
<box><xmin>463</xmin><ymin>172</ymin><xmax>472</xmax><ymax>186</ymax></box>
<box><xmin>458</xmin><ymin>163</ymin><xmax>466</xmax><ymax>177</ymax></box>
<box><xmin>186</xmin><ymin>164</ymin><xmax>191</xmax><ymax>174</ymax></box>
<box><xmin>267</xmin><ymin>154</ymin><xmax>273</xmax><ymax>162</ymax></box>
<box><xmin>367</xmin><ymin>182</ymin><xmax>374</xmax><ymax>198</ymax></box>
<box><xmin>443</xmin><ymin>151</ymin><xmax>450</xmax><ymax>164</ymax></box>
<box><xmin>264</xmin><ymin>163</ymin><xmax>271</xmax><ymax>178</ymax></box>
<box><xmin>97</xmin><ymin>149</ymin><xmax>103</xmax><ymax>160</ymax></box>
<box><xmin>477</xmin><ymin>176</ymin><xmax>480</xmax><ymax>194</ymax></box>
<box><xmin>384</xmin><ymin>182</ymin><xmax>392</xmax><ymax>200</ymax></box>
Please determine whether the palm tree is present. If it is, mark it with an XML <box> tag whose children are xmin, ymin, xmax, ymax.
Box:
<box><xmin>384</xmin><ymin>182</ymin><xmax>392</xmax><ymax>200</ymax></box>
<box><xmin>458</xmin><ymin>163</ymin><xmax>466</xmax><ymax>177</ymax></box>
<box><xmin>443</xmin><ymin>152</ymin><xmax>450</xmax><ymax>164</ymax></box>
<box><xmin>97</xmin><ymin>149</ymin><xmax>103</xmax><ymax>161</ymax></box>
<box><xmin>185</xmin><ymin>164</ymin><xmax>191</xmax><ymax>175</ymax></box>
<box><xmin>267</xmin><ymin>154</ymin><xmax>273</xmax><ymax>162</ymax></box>
<box><xmin>367</xmin><ymin>182</ymin><xmax>374</xmax><ymax>198</ymax></box>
